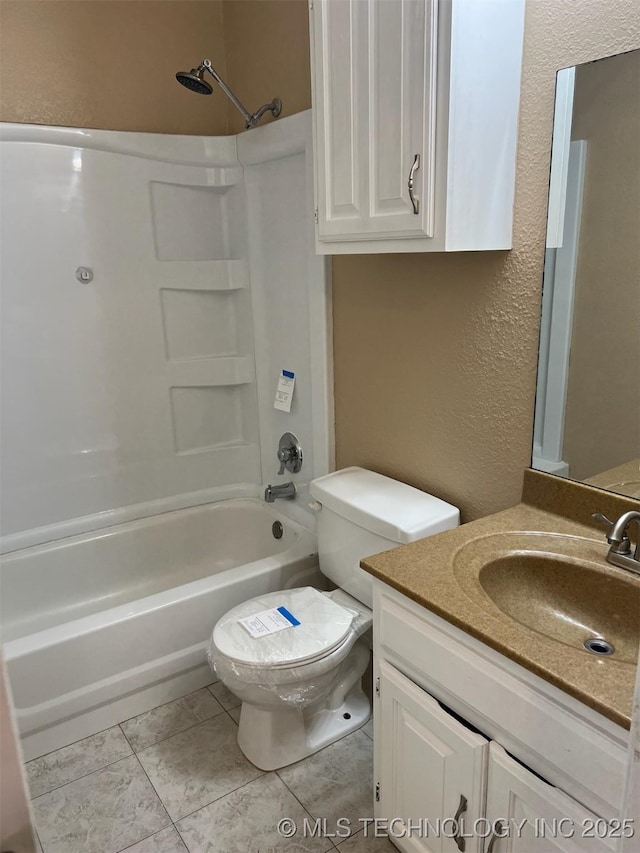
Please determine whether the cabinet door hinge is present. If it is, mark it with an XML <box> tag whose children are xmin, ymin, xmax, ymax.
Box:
<box><xmin>375</xmin><ymin>677</ymin><xmax>380</xmax><ymax>697</ymax></box>
<box><xmin>309</xmin><ymin>0</ymin><xmax>313</xmax><ymax>9</ymax></box>
<box><xmin>375</xmin><ymin>782</ymin><xmax>380</xmax><ymax>802</ymax></box>
<box><xmin>314</xmin><ymin>207</ymin><xmax>318</xmax><ymax>224</ymax></box>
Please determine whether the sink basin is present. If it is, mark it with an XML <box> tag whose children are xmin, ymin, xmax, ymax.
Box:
<box><xmin>454</xmin><ymin>533</ymin><xmax>640</xmax><ymax>664</ymax></box>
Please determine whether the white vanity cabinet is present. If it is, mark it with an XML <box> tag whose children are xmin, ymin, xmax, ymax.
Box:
<box><xmin>372</xmin><ymin>580</ymin><xmax>627</xmax><ymax>852</ymax></box>
<box><xmin>378</xmin><ymin>660</ymin><xmax>487</xmax><ymax>852</ymax></box>
<box><xmin>485</xmin><ymin>744</ymin><xmax>617</xmax><ymax>853</ymax></box>
<box><xmin>309</xmin><ymin>0</ymin><xmax>526</xmax><ymax>254</ymax></box>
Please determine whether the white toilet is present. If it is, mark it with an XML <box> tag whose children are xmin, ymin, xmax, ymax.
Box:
<box><xmin>209</xmin><ymin>467</ymin><xmax>459</xmax><ymax>770</ymax></box>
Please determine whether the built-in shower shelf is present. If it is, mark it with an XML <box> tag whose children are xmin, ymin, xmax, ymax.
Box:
<box><xmin>169</xmin><ymin>373</ymin><xmax>255</xmax><ymax>454</ymax></box>
<box><xmin>150</xmin><ymin>179</ymin><xmax>244</xmax><ymax>262</ymax></box>
<box><xmin>153</xmin><ymin>260</ymin><xmax>249</xmax><ymax>291</ymax></box>
<box><xmin>166</xmin><ymin>355</ymin><xmax>254</xmax><ymax>387</ymax></box>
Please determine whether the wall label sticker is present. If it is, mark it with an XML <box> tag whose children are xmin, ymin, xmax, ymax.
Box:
<box><xmin>274</xmin><ymin>369</ymin><xmax>295</xmax><ymax>412</ymax></box>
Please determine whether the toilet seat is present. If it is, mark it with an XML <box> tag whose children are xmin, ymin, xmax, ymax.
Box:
<box><xmin>213</xmin><ymin>587</ymin><xmax>358</xmax><ymax>670</ymax></box>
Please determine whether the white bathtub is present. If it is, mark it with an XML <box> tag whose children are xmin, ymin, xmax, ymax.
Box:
<box><xmin>1</xmin><ymin>499</ymin><xmax>319</xmax><ymax>760</ymax></box>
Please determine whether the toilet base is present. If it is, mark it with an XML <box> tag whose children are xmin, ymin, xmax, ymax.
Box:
<box><xmin>237</xmin><ymin>682</ymin><xmax>370</xmax><ymax>771</ymax></box>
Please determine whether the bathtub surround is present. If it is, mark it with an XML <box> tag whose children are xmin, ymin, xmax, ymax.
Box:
<box><xmin>25</xmin><ymin>681</ymin><xmax>385</xmax><ymax>853</ymax></box>
<box><xmin>0</xmin><ymin>113</ymin><xmax>330</xmax><ymax>548</ymax></box>
<box><xmin>1</xmin><ymin>110</ymin><xmax>332</xmax><ymax>760</ymax></box>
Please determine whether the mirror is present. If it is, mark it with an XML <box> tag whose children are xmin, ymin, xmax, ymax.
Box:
<box><xmin>532</xmin><ymin>49</ymin><xmax>640</xmax><ymax>498</ymax></box>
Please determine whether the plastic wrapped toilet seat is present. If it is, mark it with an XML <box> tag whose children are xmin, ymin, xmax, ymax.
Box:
<box><xmin>208</xmin><ymin>588</ymin><xmax>373</xmax><ymax>706</ymax></box>
<box><xmin>212</xmin><ymin>587</ymin><xmax>357</xmax><ymax>668</ymax></box>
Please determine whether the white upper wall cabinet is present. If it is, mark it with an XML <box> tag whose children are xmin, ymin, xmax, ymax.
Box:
<box><xmin>309</xmin><ymin>0</ymin><xmax>526</xmax><ymax>253</ymax></box>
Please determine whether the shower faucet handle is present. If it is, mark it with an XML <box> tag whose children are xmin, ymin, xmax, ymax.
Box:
<box><xmin>277</xmin><ymin>447</ymin><xmax>292</xmax><ymax>475</ymax></box>
<box><xmin>277</xmin><ymin>432</ymin><xmax>303</xmax><ymax>476</ymax></box>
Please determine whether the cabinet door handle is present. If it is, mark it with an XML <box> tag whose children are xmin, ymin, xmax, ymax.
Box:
<box><xmin>452</xmin><ymin>794</ymin><xmax>467</xmax><ymax>851</ymax></box>
<box><xmin>408</xmin><ymin>153</ymin><xmax>420</xmax><ymax>214</ymax></box>
<box><xmin>486</xmin><ymin>820</ymin><xmax>506</xmax><ymax>853</ymax></box>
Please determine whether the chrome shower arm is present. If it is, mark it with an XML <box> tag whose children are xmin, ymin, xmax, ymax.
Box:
<box><xmin>201</xmin><ymin>59</ymin><xmax>282</xmax><ymax>129</ymax></box>
<box><xmin>201</xmin><ymin>59</ymin><xmax>253</xmax><ymax>128</ymax></box>
<box><xmin>249</xmin><ymin>100</ymin><xmax>281</xmax><ymax>127</ymax></box>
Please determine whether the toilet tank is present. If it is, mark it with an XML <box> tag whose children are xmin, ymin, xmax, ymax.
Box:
<box><xmin>310</xmin><ymin>467</ymin><xmax>459</xmax><ymax>609</ymax></box>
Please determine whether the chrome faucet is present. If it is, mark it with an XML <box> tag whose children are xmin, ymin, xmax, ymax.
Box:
<box><xmin>264</xmin><ymin>482</ymin><xmax>296</xmax><ymax>503</ymax></box>
<box><xmin>593</xmin><ymin>510</ymin><xmax>640</xmax><ymax>576</ymax></box>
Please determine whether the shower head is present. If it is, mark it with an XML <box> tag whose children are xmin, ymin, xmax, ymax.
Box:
<box><xmin>175</xmin><ymin>66</ymin><xmax>213</xmax><ymax>96</ymax></box>
<box><xmin>176</xmin><ymin>58</ymin><xmax>282</xmax><ymax>129</ymax></box>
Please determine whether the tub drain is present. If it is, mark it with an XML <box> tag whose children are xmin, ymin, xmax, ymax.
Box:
<box><xmin>583</xmin><ymin>638</ymin><xmax>615</xmax><ymax>657</ymax></box>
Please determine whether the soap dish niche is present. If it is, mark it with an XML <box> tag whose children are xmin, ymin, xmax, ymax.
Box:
<box><xmin>161</xmin><ymin>288</ymin><xmax>239</xmax><ymax>361</ymax></box>
<box><xmin>150</xmin><ymin>181</ymin><xmax>243</xmax><ymax>261</ymax></box>
<box><xmin>170</xmin><ymin>385</ymin><xmax>248</xmax><ymax>454</ymax></box>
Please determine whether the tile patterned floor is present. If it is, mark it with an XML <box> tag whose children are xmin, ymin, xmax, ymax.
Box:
<box><xmin>26</xmin><ymin>680</ymin><xmax>393</xmax><ymax>853</ymax></box>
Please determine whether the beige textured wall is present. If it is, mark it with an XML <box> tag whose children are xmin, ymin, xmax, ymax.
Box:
<box><xmin>0</xmin><ymin>1</ymin><xmax>229</xmax><ymax>134</ymax></box>
<box><xmin>222</xmin><ymin>0</ymin><xmax>311</xmax><ymax>134</ymax></box>
<box><xmin>563</xmin><ymin>51</ymin><xmax>640</xmax><ymax>481</ymax></box>
<box><xmin>331</xmin><ymin>1</ymin><xmax>640</xmax><ymax>521</ymax></box>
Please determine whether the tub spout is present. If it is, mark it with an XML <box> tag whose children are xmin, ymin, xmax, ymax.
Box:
<box><xmin>264</xmin><ymin>482</ymin><xmax>296</xmax><ymax>502</ymax></box>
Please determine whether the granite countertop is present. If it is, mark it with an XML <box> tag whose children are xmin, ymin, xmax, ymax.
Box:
<box><xmin>361</xmin><ymin>490</ymin><xmax>640</xmax><ymax>730</ymax></box>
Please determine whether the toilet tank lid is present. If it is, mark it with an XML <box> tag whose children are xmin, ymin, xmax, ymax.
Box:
<box><xmin>310</xmin><ymin>467</ymin><xmax>459</xmax><ymax>544</ymax></box>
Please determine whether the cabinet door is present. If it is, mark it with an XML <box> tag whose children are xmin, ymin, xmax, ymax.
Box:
<box><xmin>311</xmin><ymin>0</ymin><xmax>369</xmax><ymax>241</ymax></box>
<box><xmin>311</xmin><ymin>0</ymin><xmax>437</xmax><ymax>242</ymax></box>
<box><xmin>376</xmin><ymin>660</ymin><xmax>488</xmax><ymax>852</ymax></box>
<box><xmin>485</xmin><ymin>743</ymin><xmax>617</xmax><ymax>853</ymax></box>
<box><xmin>367</xmin><ymin>0</ymin><xmax>437</xmax><ymax>238</ymax></box>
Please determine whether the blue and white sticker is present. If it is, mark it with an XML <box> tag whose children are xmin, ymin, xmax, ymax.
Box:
<box><xmin>239</xmin><ymin>606</ymin><xmax>300</xmax><ymax>638</ymax></box>
<box><xmin>274</xmin><ymin>369</ymin><xmax>295</xmax><ymax>413</ymax></box>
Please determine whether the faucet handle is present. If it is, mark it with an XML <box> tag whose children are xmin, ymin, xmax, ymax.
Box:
<box><xmin>592</xmin><ymin>511</ymin><xmax>614</xmax><ymax>530</ymax></box>
<box><xmin>276</xmin><ymin>432</ymin><xmax>303</xmax><ymax>476</ymax></box>
<box><xmin>277</xmin><ymin>446</ymin><xmax>292</xmax><ymax>475</ymax></box>
<box><xmin>592</xmin><ymin>512</ymin><xmax>632</xmax><ymax>553</ymax></box>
